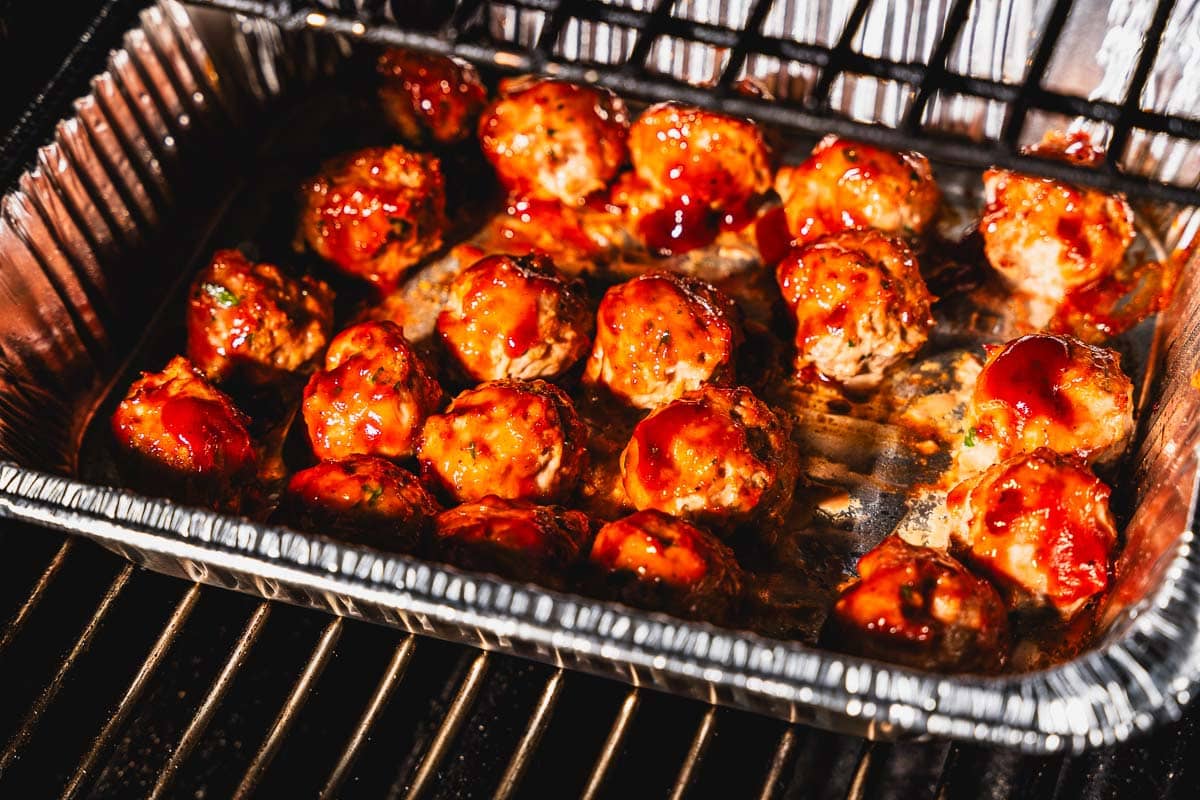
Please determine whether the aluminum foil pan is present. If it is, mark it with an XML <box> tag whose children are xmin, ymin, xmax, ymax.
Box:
<box><xmin>1</xmin><ymin>0</ymin><xmax>1199</xmax><ymax>753</ymax></box>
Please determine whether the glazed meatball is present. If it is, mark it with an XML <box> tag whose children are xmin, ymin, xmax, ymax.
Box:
<box><xmin>981</xmin><ymin>131</ymin><xmax>1134</xmax><ymax>321</ymax></box>
<box><xmin>302</xmin><ymin>321</ymin><xmax>443</xmax><ymax>461</ymax></box>
<box><xmin>584</xmin><ymin>271</ymin><xmax>742</xmax><ymax>409</ymax></box>
<box><xmin>186</xmin><ymin>249</ymin><xmax>334</xmax><ymax>384</ymax></box>
<box><xmin>628</xmin><ymin>102</ymin><xmax>772</xmax><ymax>213</ymax></box>
<box><xmin>377</xmin><ymin>48</ymin><xmax>487</xmax><ymax>146</ymax></box>
<box><xmin>589</xmin><ymin>510</ymin><xmax>743</xmax><ymax>620</ymax></box>
<box><xmin>436</xmin><ymin>252</ymin><xmax>592</xmax><ymax>381</ymax></box>
<box><xmin>960</xmin><ymin>333</ymin><xmax>1134</xmax><ymax>476</ymax></box>
<box><xmin>281</xmin><ymin>455</ymin><xmax>439</xmax><ymax>552</ymax></box>
<box><xmin>300</xmin><ymin>145</ymin><xmax>447</xmax><ymax>292</ymax></box>
<box><xmin>775</xmin><ymin>229</ymin><xmax>934</xmax><ymax>387</ymax></box>
<box><xmin>479</xmin><ymin>77</ymin><xmax>630</xmax><ymax>206</ymax></box>
<box><xmin>418</xmin><ymin>380</ymin><xmax>587</xmax><ymax>503</ymax></box>
<box><xmin>112</xmin><ymin>356</ymin><xmax>257</xmax><ymax>507</ymax></box>
<box><xmin>946</xmin><ymin>449</ymin><xmax>1117</xmax><ymax>618</ymax></box>
<box><xmin>828</xmin><ymin>536</ymin><xmax>1009</xmax><ymax>672</ymax></box>
<box><xmin>774</xmin><ymin>136</ymin><xmax>940</xmax><ymax>243</ymax></box>
<box><xmin>431</xmin><ymin>496</ymin><xmax>591</xmax><ymax>587</ymax></box>
<box><xmin>620</xmin><ymin>386</ymin><xmax>797</xmax><ymax>531</ymax></box>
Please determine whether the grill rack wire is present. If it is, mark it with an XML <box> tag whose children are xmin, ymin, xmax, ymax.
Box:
<box><xmin>192</xmin><ymin>0</ymin><xmax>1200</xmax><ymax>205</ymax></box>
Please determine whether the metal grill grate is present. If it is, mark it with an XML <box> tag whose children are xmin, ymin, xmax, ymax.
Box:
<box><xmin>190</xmin><ymin>0</ymin><xmax>1200</xmax><ymax>206</ymax></box>
<box><xmin>1</xmin><ymin>529</ymin><xmax>1197</xmax><ymax>798</ymax></box>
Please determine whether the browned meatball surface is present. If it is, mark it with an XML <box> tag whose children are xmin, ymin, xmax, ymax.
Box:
<box><xmin>589</xmin><ymin>509</ymin><xmax>743</xmax><ymax>620</ymax></box>
<box><xmin>775</xmin><ymin>229</ymin><xmax>934</xmax><ymax>387</ymax></box>
<box><xmin>377</xmin><ymin>48</ymin><xmax>487</xmax><ymax>146</ymax></box>
<box><xmin>959</xmin><ymin>333</ymin><xmax>1134</xmax><ymax>476</ymax></box>
<box><xmin>112</xmin><ymin>356</ymin><xmax>257</xmax><ymax>508</ymax></box>
<box><xmin>828</xmin><ymin>536</ymin><xmax>1009</xmax><ymax>672</ymax></box>
<box><xmin>981</xmin><ymin>131</ymin><xmax>1134</xmax><ymax>324</ymax></box>
<box><xmin>584</xmin><ymin>271</ymin><xmax>742</xmax><ymax>409</ymax></box>
<box><xmin>300</xmin><ymin>145</ymin><xmax>447</xmax><ymax>292</ymax></box>
<box><xmin>302</xmin><ymin>321</ymin><xmax>443</xmax><ymax>461</ymax></box>
<box><xmin>186</xmin><ymin>249</ymin><xmax>334</xmax><ymax>385</ymax></box>
<box><xmin>946</xmin><ymin>449</ymin><xmax>1117</xmax><ymax>618</ymax></box>
<box><xmin>436</xmin><ymin>252</ymin><xmax>592</xmax><ymax>381</ymax></box>
<box><xmin>774</xmin><ymin>136</ymin><xmax>940</xmax><ymax>244</ymax></box>
<box><xmin>479</xmin><ymin>77</ymin><xmax>630</xmax><ymax>206</ymax></box>
<box><xmin>282</xmin><ymin>455</ymin><xmax>439</xmax><ymax>552</ymax></box>
<box><xmin>620</xmin><ymin>386</ymin><xmax>797</xmax><ymax>531</ymax></box>
<box><xmin>418</xmin><ymin>379</ymin><xmax>587</xmax><ymax>504</ymax></box>
<box><xmin>432</xmin><ymin>496</ymin><xmax>591</xmax><ymax>586</ymax></box>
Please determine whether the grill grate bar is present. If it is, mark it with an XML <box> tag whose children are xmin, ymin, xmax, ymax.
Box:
<box><xmin>148</xmin><ymin>602</ymin><xmax>272</xmax><ymax>800</ymax></box>
<box><xmin>580</xmin><ymin>687</ymin><xmax>641</xmax><ymax>800</ymax></box>
<box><xmin>60</xmin><ymin>582</ymin><xmax>202</xmax><ymax>800</ymax></box>
<box><xmin>715</xmin><ymin>0</ymin><xmax>774</xmax><ymax>90</ymax></box>
<box><xmin>757</xmin><ymin>726</ymin><xmax>798</xmax><ymax>800</ymax></box>
<box><xmin>668</xmin><ymin>705</ymin><xmax>717</xmax><ymax>800</ymax></box>
<box><xmin>901</xmin><ymin>0</ymin><xmax>975</xmax><ymax>133</ymax></box>
<box><xmin>0</xmin><ymin>561</ymin><xmax>134</xmax><ymax>775</ymax></box>
<box><xmin>0</xmin><ymin>538</ymin><xmax>73</xmax><ymax>655</ymax></box>
<box><xmin>621</xmin><ymin>0</ymin><xmax>678</xmax><ymax>76</ymax></box>
<box><xmin>232</xmin><ymin>616</ymin><xmax>345</xmax><ymax>799</ymax></box>
<box><xmin>1105</xmin><ymin>0</ymin><xmax>1178</xmax><ymax>169</ymax></box>
<box><xmin>319</xmin><ymin>635</ymin><xmax>418</xmax><ymax>799</ymax></box>
<box><xmin>998</xmin><ymin>0</ymin><xmax>1075</xmax><ymax>146</ymax></box>
<box><xmin>808</xmin><ymin>0</ymin><xmax>874</xmax><ymax>112</ymax></box>
<box><xmin>402</xmin><ymin>650</ymin><xmax>491</xmax><ymax>800</ymax></box>
<box><xmin>493</xmin><ymin>668</ymin><xmax>565</xmax><ymax>800</ymax></box>
<box><xmin>843</xmin><ymin>742</ymin><xmax>876</xmax><ymax>800</ymax></box>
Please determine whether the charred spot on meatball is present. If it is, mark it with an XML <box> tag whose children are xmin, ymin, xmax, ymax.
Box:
<box><xmin>280</xmin><ymin>455</ymin><xmax>439</xmax><ymax>553</ymax></box>
<box><xmin>418</xmin><ymin>379</ymin><xmax>587</xmax><ymax>504</ymax></box>
<box><xmin>300</xmin><ymin>145</ymin><xmax>447</xmax><ymax>293</ymax></box>
<box><xmin>302</xmin><ymin>321</ymin><xmax>443</xmax><ymax>461</ymax></box>
<box><xmin>431</xmin><ymin>496</ymin><xmax>592</xmax><ymax>587</ymax></box>
<box><xmin>620</xmin><ymin>385</ymin><xmax>798</xmax><ymax>533</ymax></box>
<box><xmin>377</xmin><ymin>49</ymin><xmax>487</xmax><ymax>146</ymax></box>
<box><xmin>827</xmin><ymin>536</ymin><xmax>1009</xmax><ymax>672</ymax></box>
<box><xmin>775</xmin><ymin>135</ymin><xmax>940</xmax><ymax>244</ymax></box>
<box><xmin>947</xmin><ymin>448</ymin><xmax>1117</xmax><ymax>618</ymax></box>
<box><xmin>436</xmin><ymin>252</ymin><xmax>592</xmax><ymax>382</ymax></box>
<box><xmin>186</xmin><ymin>249</ymin><xmax>334</xmax><ymax>385</ymax></box>
<box><xmin>775</xmin><ymin>229</ymin><xmax>934</xmax><ymax>388</ymax></box>
<box><xmin>589</xmin><ymin>510</ymin><xmax>743</xmax><ymax>621</ymax></box>
<box><xmin>584</xmin><ymin>271</ymin><xmax>742</xmax><ymax>409</ymax></box>
<box><xmin>981</xmin><ymin>130</ymin><xmax>1134</xmax><ymax>326</ymax></box>
<box><xmin>112</xmin><ymin>356</ymin><xmax>257</xmax><ymax>510</ymax></box>
<box><xmin>960</xmin><ymin>333</ymin><xmax>1134</xmax><ymax>476</ymax></box>
<box><xmin>479</xmin><ymin>77</ymin><xmax>630</xmax><ymax>207</ymax></box>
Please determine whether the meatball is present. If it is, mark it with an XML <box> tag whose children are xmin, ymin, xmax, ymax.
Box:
<box><xmin>946</xmin><ymin>449</ymin><xmax>1117</xmax><ymax>618</ymax></box>
<box><xmin>620</xmin><ymin>386</ymin><xmax>797</xmax><ymax>531</ymax></box>
<box><xmin>112</xmin><ymin>356</ymin><xmax>257</xmax><ymax>508</ymax></box>
<box><xmin>479</xmin><ymin>77</ymin><xmax>630</xmax><ymax>206</ymax></box>
<box><xmin>774</xmin><ymin>136</ymin><xmax>940</xmax><ymax>243</ymax></box>
<box><xmin>589</xmin><ymin>510</ymin><xmax>743</xmax><ymax>620</ymax></box>
<box><xmin>302</xmin><ymin>321</ymin><xmax>443</xmax><ymax>461</ymax></box>
<box><xmin>584</xmin><ymin>271</ymin><xmax>742</xmax><ymax>409</ymax></box>
<box><xmin>827</xmin><ymin>536</ymin><xmax>1009</xmax><ymax>672</ymax></box>
<box><xmin>377</xmin><ymin>48</ymin><xmax>487</xmax><ymax>146</ymax></box>
<box><xmin>281</xmin><ymin>455</ymin><xmax>439</xmax><ymax>552</ymax></box>
<box><xmin>300</xmin><ymin>145</ymin><xmax>447</xmax><ymax>292</ymax></box>
<box><xmin>628</xmin><ymin>102</ymin><xmax>772</xmax><ymax>213</ymax></box>
<box><xmin>186</xmin><ymin>249</ymin><xmax>335</xmax><ymax>384</ymax></box>
<box><xmin>960</xmin><ymin>333</ymin><xmax>1134</xmax><ymax>476</ymax></box>
<box><xmin>981</xmin><ymin>130</ymin><xmax>1134</xmax><ymax>321</ymax></box>
<box><xmin>775</xmin><ymin>229</ymin><xmax>934</xmax><ymax>387</ymax></box>
<box><xmin>431</xmin><ymin>496</ymin><xmax>591</xmax><ymax>587</ymax></box>
<box><xmin>418</xmin><ymin>380</ymin><xmax>587</xmax><ymax>503</ymax></box>
<box><xmin>436</xmin><ymin>252</ymin><xmax>592</xmax><ymax>381</ymax></box>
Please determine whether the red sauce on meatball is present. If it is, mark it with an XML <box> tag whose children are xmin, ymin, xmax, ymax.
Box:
<box><xmin>754</xmin><ymin>206</ymin><xmax>793</xmax><ymax>265</ymax></box>
<box><xmin>638</xmin><ymin>197</ymin><xmax>720</xmax><ymax>257</ymax></box>
<box><xmin>160</xmin><ymin>396</ymin><xmax>254</xmax><ymax>473</ymax></box>
<box><xmin>632</xmin><ymin>398</ymin><xmax>748</xmax><ymax>495</ymax></box>
<box><xmin>978</xmin><ymin>335</ymin><xmax>1075</xmax><ymax>426</ymax></box>
<box><xmin>1055</xmin><ymin>214</ymin><xmax>1093</xmax><ymax>262</ymax></box>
